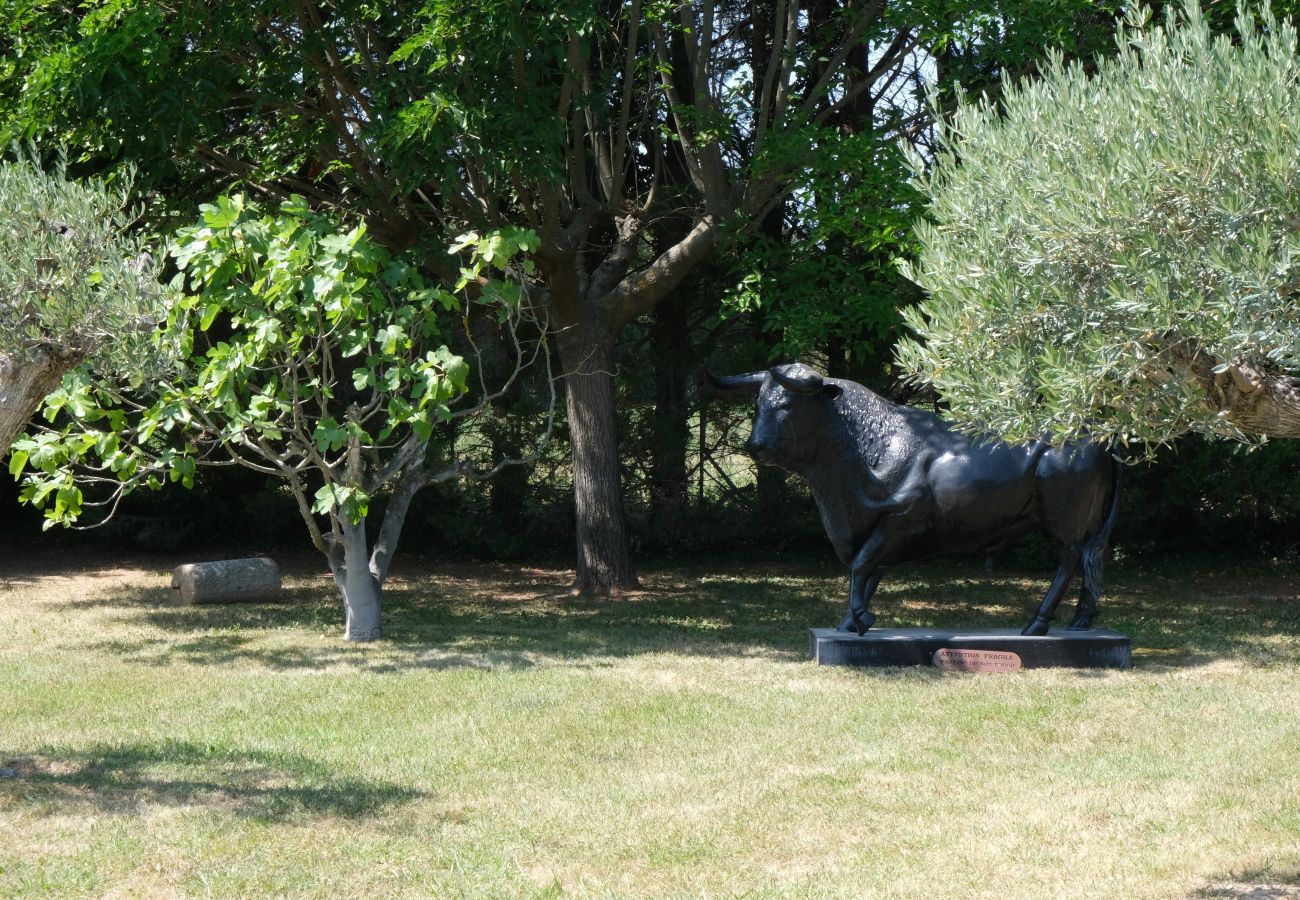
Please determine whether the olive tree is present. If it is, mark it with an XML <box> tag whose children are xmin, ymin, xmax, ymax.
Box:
<box><xmin>896</xmin><ymin>2</ymin><xmax>1300</xmax><ymax>448</ymax></box>
<box><xmin>0</xmin><ymin>158</ymin><xmax>167</xmax><ymax>451</ymax></box>
<box><xmin>13</xmin><ymin>195</ymin><xmax>552</xmax><ymax>641</ymax></box>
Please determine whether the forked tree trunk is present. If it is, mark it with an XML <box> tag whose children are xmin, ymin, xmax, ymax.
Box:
<box><xmin>557</xmin><ymin>320</ymin><xmax>639</xmax><ymax>596</ymax></box>
<box><xmin>539</xmin><ymin>216</ymin><xmax>716</xmax><ymax>597</ymax></box>
<box><xmin>331</xmin><ymin>515</ymin><xmax>383</xmax><ymax>642</ymax></box>
<box><xmin>305</xmin><ymin>451</ymin><xmax>436</xmax><ymax>642</ymax></box>
<box><xmin>0</xmin><ymin>349</ymin><xmax>76</xmax><ymax>452</ymax></box>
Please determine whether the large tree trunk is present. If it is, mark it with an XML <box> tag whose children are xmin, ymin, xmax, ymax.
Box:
<box><xmin>332</xmin><ymin>515</ymin><xmax>383</xmax><ymax>642</ymax></box>
<box><xmin>556</xmin><ymin>319</ymin><xmax>639</xmax><ymax>595</ymax></box>
<box><xmin>0</xmin><ymin>349</ymin><xmax>76</xmax><ymax>452</ymax></box>
<box><xmin>537</xmin><ymin>213</ymin><xmax>716</xmax><ymax>596</ymax></box>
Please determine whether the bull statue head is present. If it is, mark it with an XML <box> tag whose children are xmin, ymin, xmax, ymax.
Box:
<box><xmin>706</xmin><ymin>363</ymin><xmax>843</xmax><ymax>468</ymax></box>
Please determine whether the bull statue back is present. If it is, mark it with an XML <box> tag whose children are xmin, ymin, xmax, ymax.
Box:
<box><xmin>707</xmin><ymin>363</ymin><xmax>1121</xmax><ymax>636</ymax></box>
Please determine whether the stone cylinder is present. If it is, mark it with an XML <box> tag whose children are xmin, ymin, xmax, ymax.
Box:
<box><xmin>171</xmin><ymin>557</ymin><xmax>282</xmax><ymax>605</ymax></box>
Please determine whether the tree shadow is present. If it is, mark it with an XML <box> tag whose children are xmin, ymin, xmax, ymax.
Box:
<box><xmin>0</xmin><ymin>739</ymin><xmax>425</xmax><ymax>822</ymax></box>
<box><xmin>79</xmin><ymin>571</ymin><xmax>839</xmax><ymax>671</ymax></box>
<box><xmin>1101</xmin><ymin>562</ymin><xmax>1300</xmax><ymax>670</ymax></box>
<box><xmin>62</xmin><ymin>556</ymin><xmax>1300</xmax><ymax>673</ymax></box>
<box><xmin>1190</xmin><ymin>862</ymin><xmax>1300</xmax><ymax>898</ymax></box>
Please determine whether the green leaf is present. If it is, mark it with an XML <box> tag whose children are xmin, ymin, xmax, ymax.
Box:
<box><xmin>448</xmin><ymin>231</ymin><xmax>479</xmax><ymax>254</ymax></box>
<box><xmin>314</xmin><ymin>417</ymin><xmax>348</xmax><ymax>452</ymax></box>
<box><xmin>199</xmin><ymin>303</ymin><xmax>222</xmax><ymax>330</ymax></box>
<box><xmin>377</xmin><ymin>324</ymin><xmax>406</xmax><ymax>355</ymax></box>
<box><xmin>8</xmin><ymin>450</ymin><xmax>29</xmax><ymax>479</ymax></box>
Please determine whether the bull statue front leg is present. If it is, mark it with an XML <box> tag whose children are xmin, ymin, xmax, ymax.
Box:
<box><xmin>836</xmin><ymin>501</ymin><xmax>932</xmax><ymax>635</ymax></box>
<box><xmin>838</xmin><ymin>563</ymin><xmax>885</xmax><ymax>634</ymax></box>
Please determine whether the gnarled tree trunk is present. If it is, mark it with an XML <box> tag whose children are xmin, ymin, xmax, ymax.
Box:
<box><xmin>1173</xmin><ymin>340</ymin><xmax>1300</xmax><ymax>439</ymax></box>
<box><xmin>1200</xmin><ymin>363</ymin><xmax>1300</xmax><ymax>439</ymax></box>
<box><xmin>0</xmin><ymin>349</ymin><xmax>76</xmax><ymax>452</ymax></box>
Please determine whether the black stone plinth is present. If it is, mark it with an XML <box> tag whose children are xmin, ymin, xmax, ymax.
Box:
<box><xmin>809</xmin><ymin>627</ymin><xmax>1132</xmax><ymax>670</ymax></box>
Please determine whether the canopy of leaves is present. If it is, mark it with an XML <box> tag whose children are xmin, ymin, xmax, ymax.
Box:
<box><xmin>1</xmin><ymin>0</ymin><xmax>1152</xmax><ymax>381</ymax></box>
<box><xmin>896</xmin><ymin>2</ymin><xmax>1300</xmax><ymax>447</ymax></box>
<box><xmin>11</xmin><ymin>195</ymin><xmax>507</xmax><ymax>527</ymax></box>
<box><xmin>0</xmin><ymin>156</ymin><xmax>167</xmax><ymax>376</ymax></box>
<box><xmin>722</xmin><ymin>132</ymin><xmax>923</xmax><ymax>365</ymax></box>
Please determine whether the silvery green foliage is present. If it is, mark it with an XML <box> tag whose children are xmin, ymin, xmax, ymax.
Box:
<box><xmin>896</xmin><ymin>2</ymin><xmax>1300</xmax><ymax>448</ymax></box>
<box><xmin>0</xmin><ymin>157</ymin><xmax>168</xmax><ymax>377</ymax></box>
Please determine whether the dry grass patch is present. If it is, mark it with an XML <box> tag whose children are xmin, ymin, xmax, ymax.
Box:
<box><xmin>0</xmin><ymin>550</ymin><xmax>1297</xmax><ymax>897</ymax></box>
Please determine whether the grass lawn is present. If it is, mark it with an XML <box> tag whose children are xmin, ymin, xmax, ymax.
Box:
<box><xmin>0</xmin><ymin>549</ymin><xmax>1298</xmax><ymax>898</ymax></box>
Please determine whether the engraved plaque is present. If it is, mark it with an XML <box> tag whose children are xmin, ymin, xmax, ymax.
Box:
<box><xmin>933</xmin><ymin>648</ymin><xmax>1022</xmax><ymax>673</ymax></box>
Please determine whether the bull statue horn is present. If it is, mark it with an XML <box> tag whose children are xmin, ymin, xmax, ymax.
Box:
<box><xmin>770</xmin><ymin>364</ymin><xmax>824</xmax><ymax>395</ymax></box>
<box><xmin>703</xmin><ymin>369</ymin><xmax>766</xmax><ymax>393</ymax></box>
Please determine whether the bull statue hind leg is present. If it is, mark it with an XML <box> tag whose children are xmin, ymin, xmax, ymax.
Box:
<box><xmin>1021</xmin><ymin>546</ymin><xmax>1083</xmax><ymax>636</ymax></box>
<box><xmin>1023</xmin><ymin>448</ymin><xmax>1122</xmax><ymax>636</ymax></box>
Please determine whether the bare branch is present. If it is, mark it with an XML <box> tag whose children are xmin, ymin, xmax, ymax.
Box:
<box><xmin>696</xmin><ymin>0</ymin><xmax>717</xmax><ymax>105</ymax></box>
<box><xmin>798</xmin><ymin>0</ymin><xmax>889</xmax><ymax>118</ymax></box>
<box><xmin>755</xmin><ymin>0</ymin><xmax>792</xmax><ymax>148</ymax></box>
<box><xmin>770</xmin><ymin>0</ymin><xmax>801</xmax><ymax>128</ymax></box>
<box><xmin>287</xmin><ymin>470</ymin><xmax>330</xmax><ymax>556</ymax></box>
<box><xmin>610</xmin><ymin>0</ymin><xmax>643</xmax><ymax>202</ymax></box>
<box><xmin>653</xmin><ymin>24</ymin><xmax>708</xmax><ymax>196</ymax></box>
<box><xmin>811</xmin><ymin>31</ymin><xmax>920</xmax><ymax>128</ymax></box>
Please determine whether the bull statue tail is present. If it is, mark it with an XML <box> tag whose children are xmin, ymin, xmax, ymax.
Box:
<box><xmin>1071</xmin><ymin>455</ymin><xmax>1123</xmax><ymax>630</ymax></box>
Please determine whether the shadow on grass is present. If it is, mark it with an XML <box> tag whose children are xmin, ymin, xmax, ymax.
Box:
<box><xmin>0</xmin><ymin>739</ymin><xmax>424</xmax><ymax>821</ymax></box>
<box><xmin>63</xmin><ymin>556</ymin><xmax>1300</xmax><ymax>673</ymax></box>
<box><xmin>1191</xmin><ymin>861</ymin><xmax>1300</xmax><ymax>898</ymax></box>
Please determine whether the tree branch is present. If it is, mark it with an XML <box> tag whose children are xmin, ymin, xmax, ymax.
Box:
<box><xmin>1168</xmin><ymin>338</ymin><xmax>1300</xmax><ymax>439</ymax></box>
<box><xmin>798</xmin><ymin>0</ymin><xmax>889</xmax><ymax>119</ymax></box>
<box><xmin>367</xmin><ymin>461</ymin><xmax>427</xmax><ymax>584</ymax></box>
<box><xmin>587</xmin><ymin>212</ymin><xmax>643</xmax><ymax>301</ymax></box>
<box><xmin>602</xmin><ymin>216</ymin><xmax>717</xmax><ymax>330</ymax></box>
<box><xmin>755</xmin><ymin>0</ymin><xmax>793</xmax><ymax>149</ymax></box>
<box><xmin>609</xmin><ymin>0</ymin><xmax>643</xmax><ymax>203</ymax></box>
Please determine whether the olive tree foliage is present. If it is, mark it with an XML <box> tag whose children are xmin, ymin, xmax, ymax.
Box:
<box><xmin>896</xmin><ymin>2</ymin><xmax>1300</xmax><ymax>448</ymax></box>
<box><xmin>0</xmin><ymin>157</ymin><xmax>168</xmax><ymax>452</ymax></box>
<box><xmin>13</xmin><ymin>196</ymin><xmax>552</xmax><ymax>641</ymax></box>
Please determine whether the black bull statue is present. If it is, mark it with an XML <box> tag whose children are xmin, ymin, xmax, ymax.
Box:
<box><xmin>708</xmin><ymin>364</ymin><xmax>1121</xmax><ymax>636</ymax></box>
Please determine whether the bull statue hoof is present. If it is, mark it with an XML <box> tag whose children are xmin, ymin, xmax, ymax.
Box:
<box><xmin>837</xmin><ymin>610</ymin><xmax>876</xmax><ymax>634</ymax></box>
<box><xmin>1067</xmin><ymin>613</ymin><xmax>1095</xmax><ymax>631</ymax></box>
<box><xmin>1021</xmin><ymin>618</ymin><xmax>1051</xmax><ymax>636</ymax></box>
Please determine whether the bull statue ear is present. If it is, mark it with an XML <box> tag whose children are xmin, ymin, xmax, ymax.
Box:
<box><xmin>770</xmin><ymin>364</ymin><xmax>823</xmax><ymax>395</ymax></box>
<box><xmin>703</xmin><ymin>369</ymin><xmax>765</xmax><ymax>393</ymax></box>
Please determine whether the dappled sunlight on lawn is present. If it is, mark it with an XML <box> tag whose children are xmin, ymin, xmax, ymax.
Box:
<box><xmin>0</xmin><ymin>551</ymin><xmax>1297</xmax><ymax>899</ymax></box>
<box><xmin>0</xmin><ymin>552</ymin><xmax>1294</xmax><ymax>673</ymax></box>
